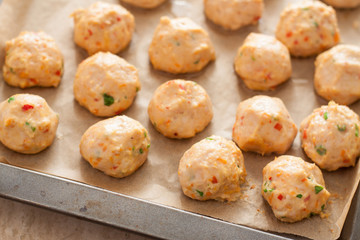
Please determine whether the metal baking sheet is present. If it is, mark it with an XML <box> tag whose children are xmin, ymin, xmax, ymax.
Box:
<box><xmin>0</xmin><ymin>162</ymin><xmax>358</xmax><ymax>239</ymax></box>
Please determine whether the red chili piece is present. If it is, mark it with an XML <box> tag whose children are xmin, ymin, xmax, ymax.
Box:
<box><xmin>211</xmin><ymin>176</ymin><xmax>218</xmax><ymax>184</ymax></box>
<box><xmin>88</xmin><ymin>29</ymin><xmax>93</xmax><ymax>36</ymax></box>
<box><xmin>286</xmin><ymin>31</ymin><xmax>293</xmax><ymax>38</ymax></box>
<box><xmin>269</xmin><ymin>177</ymin><xmax>272</xmax><ymax>181</ymax></box>
<box><xmin>55</xmin><ymin>70</ymin><xmax>61</xmax><ymax>76</ymax></box>
<box><xmin>117</xmin><ymin>17</ymin><xmax>121</xmax><ymax>22</ymax></box>
<box><xmin>303</xmin><ymin>129</ymin><xmax>307</xmax><ymax>139</ymax></box>
<box><xmin>278</xmin><ymin>194</ymin><xmax>283</xmax><ymax>200</ymax></box>
<box><xmin>274</xmin><ymin>123</ymin><xmax>282</xmax><ymax>131</ymax></box>
<box><xmin>179</xmin><ymin>84</ymin><xmax>185</xmax><ymax>90</ymax></box>
<box><xmin>22</xmin><ymin>104</ymin><xmax>34</xmax><ymax>111</ymax></box>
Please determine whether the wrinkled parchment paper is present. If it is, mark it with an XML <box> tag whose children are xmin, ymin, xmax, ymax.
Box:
<box><xmin>0</xmin><ymin>0</ymin><xmax>359</xmax><ymax>239</ymax></box>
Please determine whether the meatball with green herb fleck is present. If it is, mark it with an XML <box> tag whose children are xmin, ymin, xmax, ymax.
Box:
<box><xmin>74</xmin><ymin>52</ymin><xmax>140</xmax><ymax>117</ymax></box>
<box><xmin>300</xmin><ymin>101</ymin><xmax>360</xmax><ymax>171</ymax></box>
<box><xmin>80</xmin><ymin>116</ymin><xmax>150</xmax><ymax>178</ymax></box>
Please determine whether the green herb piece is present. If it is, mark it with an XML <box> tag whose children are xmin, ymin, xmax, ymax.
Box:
<box><xmin>206</xmin><ymin>137</ymin><xmax>214</xmax><ymax>140</ymax></box>
<box><xmin>31</xmin><ymin>126</ymin><xmax>36</xmax><ymax>132</ymax></box>
<box><xmin>315</xmin><ymin>145</ymin><xmax>327</xmax><ymax>156</ymax></box>
<box><xmin>139</xmin><ymin>148</ymin><xmax>143</xmax><ymax>154</ymax></box>
<box><xmin>323</xmin><ymin>112</ymin><xmax>328</xmax><ymax>120</ymax></box>
<box><xmin>309</xmin><ymin>212</ymin><xmax>316</xmax><ymax>217</ymax></box>
<box><xmin>302</xmin><ymin>7</ymin><xmax>309</xmax><ymax>11</ymax></box>
<box><xmin>281</xmin><ymin>216</ymin><xmax>286</xmax><ymax>219</ymax></box>
<box><xmin>136</xmin><ymin>87</ymin><xmax>139</xmax><ymax>92</ymax></box>
<box><xmin>313</xmin><ymin>21</ymin><xmax>319</xmax><ymax>28</ymax></box>
<box><xmin>263</xmin><ymin>188</ymin><xmax>274</xmax><ymax>193</ymax></box>
<box><xmin>271</xmin><ymin>115</ymin><xmax>279</xmax><ymax>121</ymax></box>
<box><xmin>337</xmin><ymin>124</ymin><xmax>346</xmax><ymax>132</ymax></box>
<box><xmin>193</xmin><ymin>59</ymin><xmax>200</xmax><ymax>64</ymax></box>
<box><xmin>9</xmin><ymin>67</ymin><xmax>15</xmax><ymax>74</ymax></box>
<box><xmin>132</xmin><ymin>146</ymin><xmax>135</xmax><ymax>151</ymax></box>
<box><xmin>124</xmin><ymin>96</ymin><xmax>128</xmax><ymax>99</ymax></box>
<box><xmin>355</xmin><ymin>124</ymin><xmax>359</xmax><ymax>137</ymax></box>
<box><xmin>321</xmin><ymin>204</ymin><xmax>325</xmax><ymax>211</ymax></box>
<box><xmin>296</xmin><ymin>194</ymin><xmax>303</xmax><ymax>198</ymax></box>
<box><xmin>25</xmin><ymin>122</ymin><xmax>30</xmax><ymax>126</ymax></box>
<box><xmin>25</xmin><ymin>122</ymin><xmax>36</xmax><ymax>132</ymax></box>
<box><xmin>251</xmin><ymin>56</ymin><xmax>256</xmax><ymax>61</ymax></box>
<box><xmin>315</xmin><ymin>185</ymin><xmax>324</xmax><ymax>194</ymax></box>
<box><xmin>147</xmin><ymin>144</ymin><xmax>150</xmax><ymax>149</ymax></box>
<box><xmin>7</xmin><ymin>97</ymin><xmax>15</xmax><ymax>103</ymax></box>
<box><xmin>196</xmin><ymin>190</ymin><xmax>204</xmax><ymax>197</ymax></box>
<box><xmin>103</xmin><ymin>93</ymin><xmax>114</xmax><ymax>106</ymax></box>
<box><xmin>144</xmin><ymin>132</ymin><xmax>147</xmax><ymax>138</ymax></box>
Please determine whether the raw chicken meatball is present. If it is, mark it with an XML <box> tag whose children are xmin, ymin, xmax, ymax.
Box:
<box><xmin>71</xmin><ymin>2</ymin><xmax>135</xmax><ymax>55</ymax></box>
<box><xmin>323</xmin><ymin>0</ymin><xmax>360</xmax><ymax>8</ymax></box>
<box><xmin>232</xmin><ymin>95</ymin><xmax>297</xmax><ymax>155</ymax></box>
<box><xmin>204</xmin><ymin>0</ymin><xmax>263</xmax><ymax>30</ymax></box>
<box><xmin>149</xmin><ymin>16</ymin><xmax>215</xmax><ymax>74</ymax></box>
<box><xmin>275</xmin><ymin>0</ymin><xmax>340</xmax><ymax>57</ymax></box>
<box><xmin>314</xmin><ymin>44</ymin><xmax>360</xmax><ymax>105</ymax></box>
<box><xmin>122</xmin><ymin>0</ymin><xmax>166</xmax><ymax>9</ymax></box>
<box><xmin>3</xmin><ymin>31</ymin><xmax>64</xmax><ymax>88</ymax></box>
<box><xmin>80</xmin><ymin>115</ymin><xmax>150</xmax><ymax>178</ymax></box>
<box><xmin>74</xmin><ymin>52</ymin><xmax>140</xmax><ymax>117</ymax></box>
<box><xmin>178</xmin><ymin>135</ymin><xmax>247</xmax><ymax>201</ymax></box>
<box><xmin>234</xmin><ymin>33</ymin><xmax>292</xmax><ymax>91</ymax></box>
<box><xmin>262</xmin><ymin>155</ymin><xmax>330</xmax><ymax>223</ymax></box>
<box><xmin>300</xmin><ymin>101</ymin><xmax>360</xmax><ymax>171</ymax></box>
<box><xmin>0</xmin><ymin>94</ymin><xmax>59</xmax><ymax>154</ymax></box>
<box><xmin>148</xmin><ymin>80</ymin><xmax>213</xmax><ymax>139</ymax></box>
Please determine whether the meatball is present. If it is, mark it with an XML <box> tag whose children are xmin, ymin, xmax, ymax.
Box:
<box><xmin>71</xmin><ymin>2</ymin><xmax>135</xmax><ymax>55</ymax></box>
<box><xmin>314</xmin><ymin>44</ymin><xmax>360</xmax><ymax>105</ymax></box>
<box><xmin>300</xmin><ymin>101</ymin><xmax>360</xmax><ymax>171</ymax></box>
<box><xmin>232</xmin><ymin>95</ymin><xmax>297</xmax><ymax>155</ymax></box>
<box><xmin>262</xmin><ymin>155</ymin><xmax>330</xmax><ymax>223</ymax></box>
<box><xmin>73</xmin><ymin>52</ymin><xmax>140</xmax><ymax>117</ymax></box>
<box><xmin>149</xmin><ymin>16</ymin><xmax>215</xmax><ymax>74</ymax></box>
<box><xmin>204</xmin><ymin>0</ymin><xmax>263</xmax><ymax>30</ymax></box>
<box><xmin>148</xmin><ymin>79</ymin><xmax>213</xmax><ymax>139</ymax></box>
<box><xmin>80</xmin><ymin>115</ymin><xmax>150</xmax><ymax>178</ymax></box>
<box><xmin>323</xmin><ymin>0</ymin><xmax>360</xmax><ymax>8</ymax></box>
<box><xmin>178</xmin><ymin>135</ymin><xmax>247</xmax><ymax>201</ymax></box>
<box><xmin>122</xmin><ymin>0</ymin><xmax>166</xmax><ymax>9</ymax></box>
<box><xmin>0</xmin><ymin>94</ymin><xmax>59</xmax><ymax>154</ymax></box>
<box><xmin>275</xmin><ymin>0</ymin><xmax>340</xmax><ymax>57</ymax></box>
<box><xmin>234</xmin><ymin>33</ymin><xmax>292</xmax><ymax>91</ymax></box>
<box><xmin>3</xmin><ymin>31</ymin><xmax>63</xmax><ymax>88</ymax></box>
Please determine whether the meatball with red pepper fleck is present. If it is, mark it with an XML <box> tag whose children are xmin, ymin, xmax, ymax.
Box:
<box><xmin>232</xmin><ymin>95</ymin><xmax>297</xmax><ymax>155</ymax></box>
<box><xmin>262</xmin><ymin>155</ymin><xmax>330</xmax><ymax>223</ymax></box>
<box><xmin>178</xmin><ymin>135</ymin><xmax>247</xmax><ymax>201</ymax></box>
<box><xmin>3</xmin><ymin>31</ymin><xmax>64</xmax><ymax>88</ymax></box>
<box><xmin>71</xmin><ymin>2</ymin><xmax>135</xmax><ymax>55</ymax></box>
<box><xmin>275</xmin><ymin>0</ymin><xmax>340</xmax><ymax>57</ymax></box>
<box><xmin>0</xmin><ymin>94</ymin><xmax>59</xmax><ymax>154</ymax></box>
<box><xmin>300</xmin><ymin>101</ymin><xmax>360</xmax><ymax>171</ymax></box>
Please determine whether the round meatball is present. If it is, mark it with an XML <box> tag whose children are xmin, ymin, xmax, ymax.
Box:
<box><xmin>74</xmin><ymin>52</ymin><xmax>140</xmax><ymax>117</ymax></box>
<box><xmin>232</xmin><ymin>95</ymin><xmax>298</xmax><ymax>155</ymax></box>
<box><xmin>178</xmin><ymin>135</ymin><xmax>247</xmax><ymax>201</ymax></box>
<box><xmin>148</xmin><ymin>80</ymin><xmax>213</xmax><ymax>139</ymax></box>
<box><xmin>80</xmin><ymin>115</ymin><xmax>150</xmax><ymax>178</ymax></box>
<box><xmin>122</xmin><ymin>0</ymin><xmax>166</xmax><ymax>9</ymax></box>
<box><xmin>149</xmin><ymin>16</ymin><xmax>215</xmax><ymax>74</ymax></box>
<box><xmin>314</xmin><ymin>44</ymin><xmax>360</xmax><ymax>105</ymax></box>
<box><xmin>0</xmin><ymin>94</ymin><xmax>59</xmax><ymax>154</ymax></box>
<box><xmin>275</xmin><ymin>0</ymin><xmax>340</xmax><ymax>57</ymax></box>
<box><xmin>323</xmin><ymin>0</ymin><xmax>360</xmax><ymax>8</ymax></box>
<box><xmin>300</xmin><ymin>101</ymin><xmax>360</xmax><ymax>171</ymax></box>
<box><xmin>3</xmin><ymin>31</ymin><xmax>63</xmax><ymax>88</ymax></box>
<box><xmin>234</xmin><ymin>33</ymin><xmax>292</xmax><ymax>91</ymax></box>
<box><xmin>262</xmin><ymin>155</ymin><xmax>330</xmax><ymax>223</ymax></box>
<box><xmin>204</xmin><ymin>0</ymin><xmax>263</xmax><ymax>30</ymax></box>
<box><xmin>71</xmin><ymin>2</ymin><xmax>135</xmax><ymax>55</ymax></box>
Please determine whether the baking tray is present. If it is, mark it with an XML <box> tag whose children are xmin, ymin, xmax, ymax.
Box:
<box><xmin>0</xmin><ymin>0</ymin><xmax>359</xmax><ymax>239</ymax></box>
<box><xmin>0</xmin><ymin>161</ymin><xmax>358</xmax><ymax>240</ymax></box>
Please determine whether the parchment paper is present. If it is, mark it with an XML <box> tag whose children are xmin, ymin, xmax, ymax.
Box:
<box><xmin>0</xmin><ymin>0</ymin><xmax>359</xmax><ymax>239</ymax></box>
